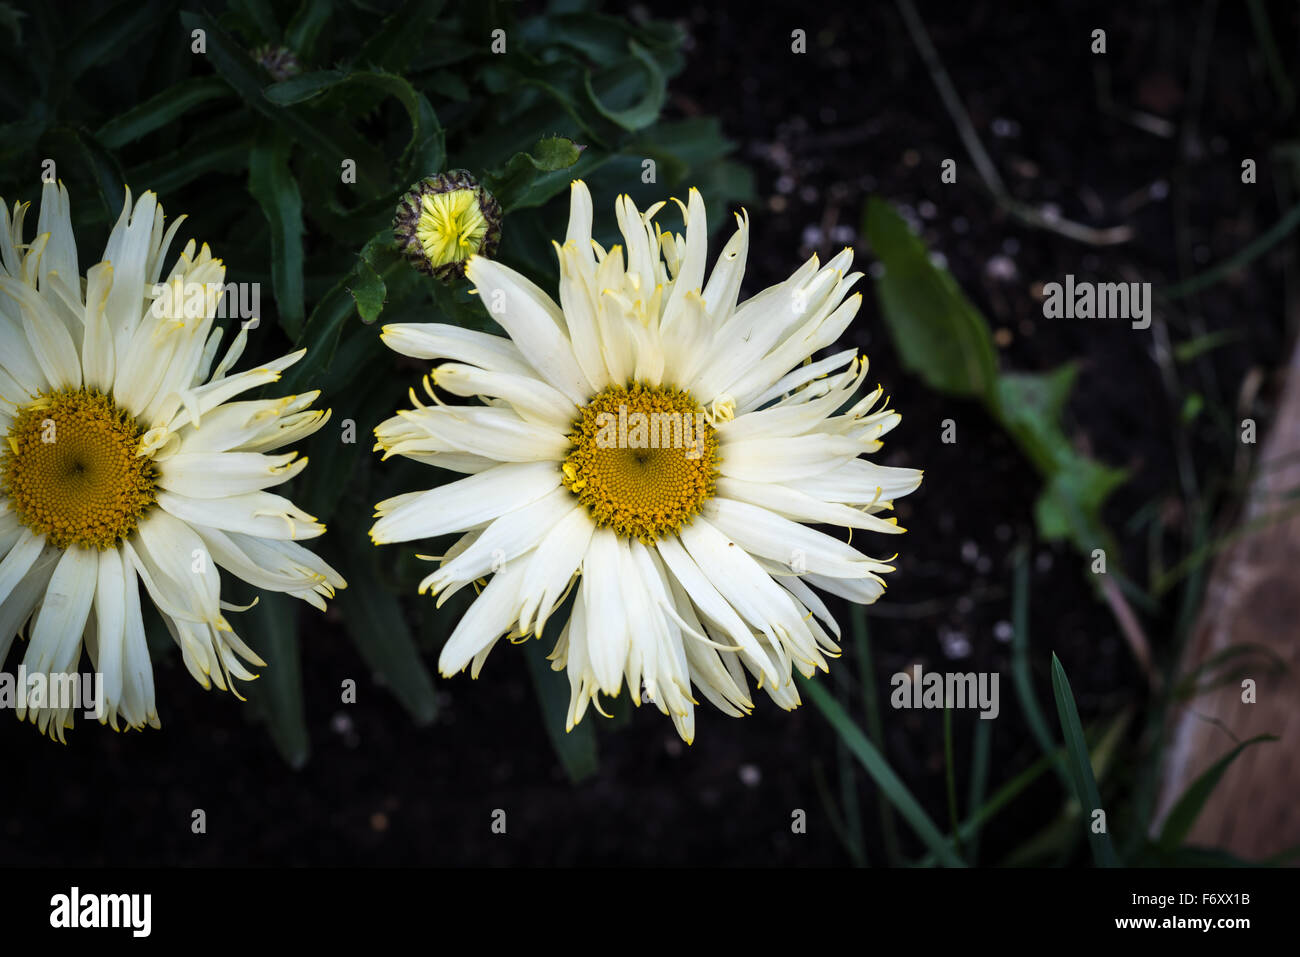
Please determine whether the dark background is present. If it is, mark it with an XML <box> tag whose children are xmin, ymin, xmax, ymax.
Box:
<box><xmin>2</xmin><ymin>0</ymin><xmax>1291</xmax><ymax>865</ymax></box>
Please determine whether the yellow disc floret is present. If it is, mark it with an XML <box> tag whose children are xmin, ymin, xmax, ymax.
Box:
<box><xmin>2</xmin><ymin>389</ymin><xmax>158</xmax><ymax>549</ymax></box>
<box><xmin>562</xmin><ymin>383</ymin><xmax>718</xmax><ymax>543</ymax></box>
<box><xmin>416</xmin><ymin>189</ymin><xmax>489</xmax><ymax>272</ymax></box>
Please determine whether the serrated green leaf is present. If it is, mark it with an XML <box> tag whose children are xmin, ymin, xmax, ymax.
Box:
<box><xmin>264</xmin><ymin>67</ymin><xmax>444</xmax><ymax>180</ymax></box>
<box><xmin>487</xmin><ymin>135</ymin><xmax>586</xmax><ymax>211</ymax></box>
<box><xmin>180</xmin><ymin>11</ymin><xmax>362</xmax><ymax>176</ymax></box>
<box><xmin>347</xmin><ymin>259</ymin><xmax>386</xmax><ymax>323</ymax></box>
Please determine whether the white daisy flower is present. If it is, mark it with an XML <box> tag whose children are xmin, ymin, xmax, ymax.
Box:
<box><xmin>372</xmin><ymin>181</ymin><xmax>921</xmax><ymax>743</ymax></box>
<box><xmin>0</xmin><ymin>182</ymin><xmax>345</xmax><ymax>740</ymax></box>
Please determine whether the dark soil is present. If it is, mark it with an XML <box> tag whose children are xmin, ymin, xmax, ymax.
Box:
<box><xmin>2</xmin><ymin>0</ymin><xmax>1290</xmax><ymax>866</ymax></box>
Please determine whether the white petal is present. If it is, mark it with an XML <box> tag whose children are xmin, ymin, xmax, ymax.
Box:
<box><xmin>380</xmin><ymin>322</ymin><xmax>536</xmax><ymax>377</ymax></box>
<box><xmin>90</xmin><ymin>546</ymin><xmax>128</xmax><ymax>725</ymax></box>
<box><xmin>158</xmin><ymin>451</ymin><xmax>308</xmax><ymax>498</ymax></box>
<box><xmin>24</xmin><ymin>545</ymin><xmax>97</xmax><ymax>677</ymax></box>
<box><xmin>437</xmin><ymin>558</ymin><xmax>528</xmax><ymax>675</ymax></box>
<box><xmin>371</xmin><ymin>460</ymin><xmax>560</xmax><ymax>544</ymax></box>
<box><xmin>158</xmin><ymin>489</ymin><xmax>323</xmax><ymax>541</ymax></box>
<box><xmin>580</xmin><ymin>528</ymin><xmax>629</xmax><ymax>693</ymax></box>
<box><xmin>517</xmin><ymin>504</ymin><xmax>596</xmax><ymax>637</ymax></box>
<box><xmin>465</xmin><ymin>255</ymin><xmax>592</xmax><ymax>402</ymax></box>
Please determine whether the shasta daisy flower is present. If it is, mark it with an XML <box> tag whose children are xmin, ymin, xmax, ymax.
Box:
<box><xmin>372</xmin><ymin>181</ymin><xmax>921</xmax><ymax>742</ymax></box>
<box><xmin>0</xmin><ymin>183</ymin><xmax>344</xmax><ymax>740</ymax></box>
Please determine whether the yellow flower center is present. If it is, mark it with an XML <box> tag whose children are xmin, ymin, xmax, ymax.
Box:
<box><xmin>416</xmin><ymin>189</ymin><xmax>488</xmax><ymax>271</ymax></box>
<box><xmin>2</xmin><ymin>389</ymin><xmax>158</xmax><ymax>549</ymax></box>
<box><xmin>561</xmin><ymin>384</ymin><xmax>718</xmax><ymax>543</ymax></box>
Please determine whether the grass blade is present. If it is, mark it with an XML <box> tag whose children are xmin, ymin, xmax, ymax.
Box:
<box><xmin>802</xmin><ymin>676</ymin><xmax>965</xmax><ymax>867</ymax></box>
<box><xmin>1158</xmin><ymin>734</ymin><xmax>1277</xmax><ymax>851</ymax></box>
<box><xmin>1049</xmin><ymin>653</ymin><xmax>1118</xmax><ymax>867</ymax></box>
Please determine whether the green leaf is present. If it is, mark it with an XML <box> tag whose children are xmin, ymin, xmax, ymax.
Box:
<box><xmin>284</xmin><ymin>0</ymin><xmax>333</xmax><ymax>61</ymax></box>
<box><xmin>180</xmin><ymin>11</ymin><xmax>359</xmax><ymax>174</ymax></box>
<box><xmin>522</xmin><ymin>635</ymin><xmax>598</xmax><ymax>782</ymax></box>
<box><xmin>62</xmin><ymin>0</ymin><xmax>160</xmax><ymax>85</ymax></box>
<box><xmin>997</xmin><ymin>368</ymin><xmax>1128</xmax><ymax>555</ymax></box>
<box><xmin>248</xmin><ymin>129</ymin><xmax>305</xmax><ymax>337</ymax></box>
<box><xmin>865</xmin><ymin>197</ymin><xmax>999</xmax><ymax>400</ymax></box>
<box><xmin>126</xmin><ymin>136</ymin><xmax>249</xmax><ymax>197</ymax></box>
<box><xmin>47</xmin><ymin>126</ymin><xmax>126</xmax><ymax>219</ymax></box>
<box><xmin>1163</xmin><ymin>201</ymin><xmax>1300</xmax><ymax>299</ymax></box>
<box><xmin>802</xmin><ymin>676</ymin><xmax>966</xmax><ymax>867</ymax></box>
<box><xmin>1049</xmin><ymin>653</ymin><xmax>1118</xmax><ymax>867</ymax></box>
<box><xmin>96</xmin><ymin>76</ymin><xmax>229</xmax><ymax>149</ymax></box>
<box><xmin>0</xmin><ymin>3</ymin><xmax>26</xmax><ymax>44</ymax></box>
<box><xmin>584</xmin><ymin>39</ymin><xmax>667</xmax><ymax>132</ymax></box>
<box><xmin>355</xmin><ymin>0</ymin><xmax>446</xmax><ymax>72</ymax></box>
<box><xmin>1158</xmin><ymin>735</ymin><xmax>1276</xmax><ymax>851</ymax></box>
<box><xmin>337</xmin><ymin>547</ymin><xmax>438</xmax><ymax>724</ymax></box>
<box><xmin>243</xmin><ymin>591</ymin><xmax>310</xmax><ymax>768</ymax></box>
<box><xmin>283</xmin><ymin>228</ymin><xmax>396</xmax><ymax>391</ymax></box>
<box><xmin>347</xmin><ymin>259</ymin><xmax>386</xmax><ymax>323</ymax></box>
<box><xmin>261</xmin><ymin>69</ymin><xmax>348</xmax><ymax>105</ymax></box>
<box><xmin>264</xmin><ymin>68</ymin><xmax>444</xmax><ymax>180</ymax></box>
<box><xmin>486</xmin><ymin>135</ymin><xmax>585</xmax><ymax>211</ymax></box>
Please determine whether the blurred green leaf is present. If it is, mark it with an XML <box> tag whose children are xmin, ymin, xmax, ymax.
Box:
<box><xmin>243</xmin><ymin>591</ymin><xmax>310</xmax><ymax>769</ymax></box>
<box><xmin>865</xmin><ymin>197</ymin><xmax>998</xmax><ymax>400</ymax></box>
<box><xmin>1158</xmin><ymin>735</ymin><xmax>1276</xmax><ymax>851</ymax></box>
<box><xmin>337</xmin><ymin>546</ymin><xmax>438</xmax><ymax>724</ymax></box>
<box><xmin>0</xmin><ymin>3</ymin><xmax>25</xmax><ymax>45</ymax></box>
<box><xmin>865</xmin><ymin>197</ymin><xmax>1127</xmax><ymax>558</ymax></box>
<box><xmin>523</xmin><ymin>635</ymin><xmax>598</xmax><ymax>782</ymax></box>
